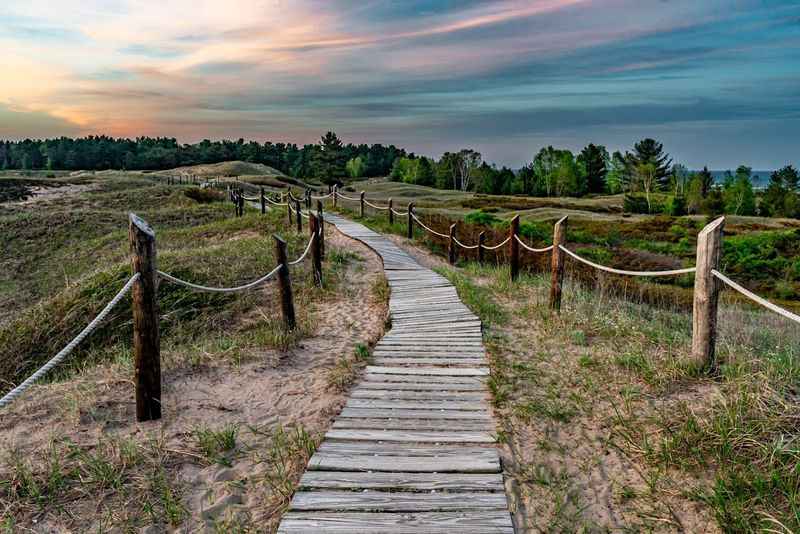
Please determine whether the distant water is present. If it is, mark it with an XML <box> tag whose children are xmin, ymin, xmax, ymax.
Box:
<box><xmin>701</xmin><ymin>170</ymin><xmax>774</xmax><ymax>188</ymax></box>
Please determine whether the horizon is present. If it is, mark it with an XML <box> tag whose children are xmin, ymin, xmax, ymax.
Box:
<box><xmin>1</xmin><ymin>1</ymin><xmax>798</xmax><ymax>169</ymax></box>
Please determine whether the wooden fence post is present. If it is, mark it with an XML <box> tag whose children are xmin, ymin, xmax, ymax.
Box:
<box><xmin>295</xmin><ymin>199</ymin><xmax>302</xmax><ymax>232</ymax></box>
<box><xmin>273</xmin><ymin>235</ymin><xmax>296</xmax><ymax>330</ymax></box>
<box><xmin>129</xmin><ymin>213</ymin><xmax>161</xmax><ymax>422</ymax></box>
<box><xmin>510</xmin><ymin>215</ymin><xmax>520</xmax><ymax>281</ymax></box>
<box><xmin>388</xmin><ymin>198</ymin><xmax>394</xmax><ymax>225</ymax></box>
<box><xmin>238</xmin><ymin>192</ymin><xmax>244</xmax><ymax>217</ymax></box>
<box><xmin>549</xmin><ymin>216</ymin><xmax>568</xmax><ymax>311</ymax></box>
<box><xmin>691</xmin><ymin>216</ymin><xmax>725</xmax><ymax>371</ymax></box>
<box><xmin>333</xmin><ymin>185</ymin><xmax>338</xmax><ymax>208</ymax></box>
<box><xmin>317</xmin><ymin>200</ymin><xmax>325</xmax><ymax>259</ymax></box>
<box><xmin>359</xmin><ymin>191</ymin><xmax>365</xmax><ymax>218</ymax></box>
<box><xmin>478</xmin><ymin>232</ymin><xmax>485</xmax><ymax>264</ymax></box>
<box><xmin>306</xmin><ymin>190</ymin><xmax>311</xmax><ymax>210</ymax></box>
<box><xmin>286</xmin><ymin>198</ymin><xmax>293</xmax><ymax>226</ymax></box>
<box><xmin>309</xmin><ymin>214</ymin><xmax>323</xmax><ymax>287</ymax></box>
<box><xmin>407</xmin><ymin>202</ymin><xmax>415</xmax><ymax>239</ymax></box>
<box><xmin>448</xmin><ymin>224</ymin><xmax>457</xmax><ymax>265</ymax></box>
<box><xmin>260</xmin><ymin>187</ymin><xmax>266</xmax><ymax>215</ymax></box>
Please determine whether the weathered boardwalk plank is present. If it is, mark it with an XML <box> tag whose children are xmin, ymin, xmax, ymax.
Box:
<box><xmin>277</xmin><ymin>212</ymin><xmax>512</xmax><ymax>533</ymax></box>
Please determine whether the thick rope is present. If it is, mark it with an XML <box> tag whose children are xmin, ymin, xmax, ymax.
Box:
<box><xmin>0</xmin><ymin>274</ymin><xmax>140</xmax><ymax>408</ymax></box>
<box><xmin>337</xmin><ymin>193</ymin><xmax>361</xmax><ymax>201</ymax></box>
<box><xmin>515</xmin><ymin>235</ymin><xmax>554</xmax><ymax>253</ymax></box>
<box><xmin>311</xmin><ymin>193</ymin><xmax>333</xmax><ymax>200</ymax></box>
<box><xmin>391</xmin><ymin>208</ymin><xmax>407</xmax><ymax>217</ymax></box>
<box><xmin>158</xmin><ymin>266</ymin><xmax>281</xmax><ymax>293</ymax></box>
<box><xmin>713</xmin><ymin>270</ymin><xmax>800</xmax><ymax>324</ymax></box>
<box><xmin>482</xmin><ymin>236</ymin><xmax>511</xmax><ymax>250</ymax></box>
<box><xmin>559</xmin><ymin>245</ymin><xmax>696</xmax><ymax>277</ymax></box>
<box><xmin>411</xmin><ymin>213</ymin><xmax>449</xmax><ymax>238</ymax></box>
<box><xmin>241</xmin><ymin>195</ymin><xmax>258</xmax><ymax>202</ymax></box>
<box><xmin>289</xmin><ymin>234</ymin><xmax>316</xmax><ymax>265</ymax></box>
<box><xmin>266</xmin><ymin>196</ymin><xmax>287</xmax><ymax>206</ymax></box>
<box><xmin>453</xmin><ymin>236</ymin><xmax>479</xmax><ymax>250</ymax></box>
<box><xmin>364</xmin><ymin>199</ymin><xmax>389</xmax><ymax>210</ymax></box>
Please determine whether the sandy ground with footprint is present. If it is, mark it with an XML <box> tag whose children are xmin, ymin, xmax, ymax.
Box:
<box><xmin>0</xmin><ymin>227</ymin><xmax>388</xmax><ymax>532</ymax></box>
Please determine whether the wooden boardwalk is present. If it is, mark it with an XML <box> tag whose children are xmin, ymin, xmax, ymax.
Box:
<box><xmin>277</xmin><ymin>214</ymin><xmax>513</xmax><ymax>533</ymax></box>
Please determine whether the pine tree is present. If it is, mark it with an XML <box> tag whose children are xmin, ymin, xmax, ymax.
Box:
<box><xmin>577</xmin><ymin>144</ymin><xmax>608</xmax><ymax>194</ymax></box>
<box><xmin>312</xmin><ymin>131</ymin><xmax>346</xmax><ymax>185</ymax></box>
<box><xmin>631</xmin><ymin>138</ymin><xmax>672</xmax><ymax>189</ymax></box>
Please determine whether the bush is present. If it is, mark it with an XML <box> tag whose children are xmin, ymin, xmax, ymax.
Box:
<box><xmin>664</xmin><ymin>195</ymin><xmax>687</xmax><ymax>216</ymax></box>
<box><xmin>624</xmin><ymin>194</ymin><xmax>665</xmax><ymax>214</ymax></box>
<box><xmin>184</xmin><ymin>187</ymin><xmax>224</xmax><ymax>203</ymax></box>
<box><xmin>464</xmin><ymin>210</ymin><xmax>500</xmax><ymax>226</ymax></box>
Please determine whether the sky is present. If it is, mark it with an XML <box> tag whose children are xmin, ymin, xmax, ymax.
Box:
<box><xmin>1</xmin><ymin>0</ymin><xmax>798</xmax><ymax>169</ymax></box>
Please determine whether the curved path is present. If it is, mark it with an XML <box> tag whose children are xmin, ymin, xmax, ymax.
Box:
<box><xmin>277</xmin><ymin>213</ymin><xmax>513</xmax><ymax>533</ymax></box>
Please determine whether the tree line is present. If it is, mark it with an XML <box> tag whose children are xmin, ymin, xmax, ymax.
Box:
<box><xmin>385</xmin><ymin>138</ymin><xmax>799</xmax><ymax>218</ymax></box>
<box><xmin>0</xmin><ymin>134</ymin><xmax>406</xmax><ymax>180</ymax></box>
<box><xmin>2</xmin><ymin>132</ymin><xmax>797</xmax><ymax>218</ymax></box>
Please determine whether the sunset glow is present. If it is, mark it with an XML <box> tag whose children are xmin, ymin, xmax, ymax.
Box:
<box><xmin>1</xmin><ymin>0</ymin><xmax>798</xmax><ymax>167</ymax></box>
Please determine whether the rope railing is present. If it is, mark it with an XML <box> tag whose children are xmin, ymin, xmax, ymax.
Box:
<box><xmin>289</xmin><ymin>233</ymin><xmax>316</xmax><ymax>265</ymax></box>
<box><xmin>514</xmin><ymin>235</ymin><xmax>554</xmax><ymax>254</ymax></box>
<box><xmin>0</xmin><ymin>274</ymin><xmax>140</xmax><ymax>408</ymax></box>
<box><xmin>311</xmin><ymin>192</ymin><xmax>333</xmax><ymax>200</ymax></box>
<box><xmin>336</xmin><ymin>192</ymin><xmax>361</xmax><ymax>201</ymax></box>
<box><xmin>364</xmin><ymin>199</ymin><xmax>390</xmax><ymax>210</ymax></box>
<box><xmin>453</xmin><ymin>236</ymin><xmax>479</xmax><ymax>250</ymax></box>
<box><xmin>482</xmin><ymin>236</ymin><xmax>511</xmax><ymax>250</ymax></box>
<box><xmin>158</xmin><ymin>266</ymin><xmax>282</xmax><ymax>293</ymax></box>
<box><xmin>391</xmin><ymin>208</ymin><xmax>407</xmax><ymax>217</ymax></box>
<box><xmin>559</xmin><ymin>245</ymin><xmax>696</xmax><ymax>277</ymax></box>
<box><xmin>411</xmin><ymin>213</ymin><xmax>450</xmax><ymax>238</ymax></box>
<box><xmin>713</xmin><ymin>270</ymin><xmax>800</xmax><ymax>325</ymax></box>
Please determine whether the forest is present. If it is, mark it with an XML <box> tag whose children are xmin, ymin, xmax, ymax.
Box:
<box><xmin>2</xmin><ymin>132</ymin><xmax>797</xmax><ymax>218</ymax></box>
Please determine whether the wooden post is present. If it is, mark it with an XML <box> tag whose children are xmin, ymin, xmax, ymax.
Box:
<box><xmin>388</xmin><ymin>198</ymin><xmax>394</xmax><ymax>225</ymax></box>
<box><xmin>238</xmin><ymin>193</ymin><xmax>244</xmax><ymax>217</ymax></box>
<box><xmin>260</xmin><ymin>187</ymin><xmax>266</xmax><ymax>215</ymax></box>
<box><xmin>309</xmin><ymin>214</ymin><xmax>323</xmax><ymax>287</ymax></box>
<box><xmin>306</xmin><ymin>190</ymin><xmax>311</xmax><ymax>210</ymax></box>
<box><xmin>295</xmin><ymin>199</ymin><xmax>302</xmax><ymax>233</ymax></box>
<box><xmin>478</xmin><ymin>232</ymin><xmax>485</xmax><ymax>264</ymax></box>
<box><xmin>510</xmin><ymin>215</ymin><xmax>520</xmax><ymax>281</ymax></box>
<box><xmin>332</xmin><ymin>185</ymin><xmax>338</xmax><ymax>208</ymax></box>
<box><xmin>317</xmin><ymin>200</ymin><xmax>325</xmax><ymax>259</ymax></box>
<box><xmin>129</xmin><ymin>213</ymin><xmax>161</xmax><ymax>422</ymax></box>
<box><xmin>549</xmin><ymin>216</ymin><xmax>568</xmax><ymax>311</ymax></box>
<box><xmin>448</xmin><ymin>224</ymin><xmax>457</xmax><ymax>265</ymax></box>
<box><xmin>407</xmin><ymin>202</ymin><xmax>414</xmax><ymax>239</ymax></box>
<box><xmin>232</xmin><ymin>191</ymin><xmax>238</xmax><ymax>216</ymax></box>
<box><xmin>691</xmin><ymin>216</ymin><xmax>725</xmax><ymax>371</ymax></box>
<box><xmin>359</xmin><ymin>191</ymin><xmax>365</xmax><ymax>218</ymax></box>
<box><xmin>273</xmin><ymin>235</ymin><xmax>296</xmax><ymax>330</ymax></box>
<box><xmin>286</xmin><ymin>198</ymin><xmax>293</xmax><ymax>226</ymax></box>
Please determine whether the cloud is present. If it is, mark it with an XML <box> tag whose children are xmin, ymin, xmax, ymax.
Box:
<box><xmin>0</xmin><ymin>104</ymin><xmax>81</xmax><ymax>139</ymax></box>
<box><xmin>0</xmin><ymin>0</ymin><xmax>797</xmax><ymax>168</ymax></box>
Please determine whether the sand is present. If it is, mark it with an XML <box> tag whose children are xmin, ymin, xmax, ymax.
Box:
<box><xmin>0</xmin><ymin>228</ymin><xmax>387</xmax><ymax>532</ymax></box>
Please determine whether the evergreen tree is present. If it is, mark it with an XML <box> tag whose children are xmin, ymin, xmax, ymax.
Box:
<box><xmin>631</xmin><ymin>138</ymin><xmax>672</xmax><ymax>189</ymax></box>
<box><xmin>416</xmin><ymin>157</ymin><xmax>435</xmax><ymax>187</ymax></box>
<box><xmin>697</xmin><ymin>166</ymin><xmax>714</xmax><ymax>197</ymax></box>
<box><xmin>312</xmin><ymin>131</ymin><xmax>346</xmax><ymax>185</ymax></box>
<box><xmin>577</xmin><ymin>143</ymin><xmax>608</xmax><ymax>194</ymax></box>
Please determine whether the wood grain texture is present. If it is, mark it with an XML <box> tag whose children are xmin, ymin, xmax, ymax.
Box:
<box><xmin>278</xmin><ymin>212</ymin><xmax>510</xmax><ymax>532</ymax></box>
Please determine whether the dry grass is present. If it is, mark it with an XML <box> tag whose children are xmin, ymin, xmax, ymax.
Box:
<box><xmin>432</xmin><ymin>261</ymin><xmax>800</xmax><ymax>532</ymax></box>
<box><xmin>0</xmin><ymin>174</ymin><xmax>387</xmax><ymax>532</ymax></box>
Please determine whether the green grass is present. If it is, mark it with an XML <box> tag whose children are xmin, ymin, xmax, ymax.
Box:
<box><xmin>192</xmin><ymin>424</ymin><xmax>239</xmax><ymax>466</ymax></box>
<box><xmin>0</xmin><ymin>174</ymin><xmax>339</xmax><ymax>395</ymax></box>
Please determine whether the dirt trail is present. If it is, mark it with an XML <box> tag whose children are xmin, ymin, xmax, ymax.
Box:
<box><xmin>0</xmin><ymin>229</ymin><xmax>388</xmax><ymax>532</ymax></box>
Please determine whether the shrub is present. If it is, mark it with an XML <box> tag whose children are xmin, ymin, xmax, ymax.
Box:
<box><xmin>664</xmin><ymin>195</ymin><xmax>687</xmax><ymax>216</ymax></box>
<box><xmin>464</xmin><ymin>209</ymin><xmax>500</xmax><ymax>226</ymax></box>
<box><xmin>184</xmin><ymin>187</ymin><xmax>224</xmax><ymax>203</ymax></box>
